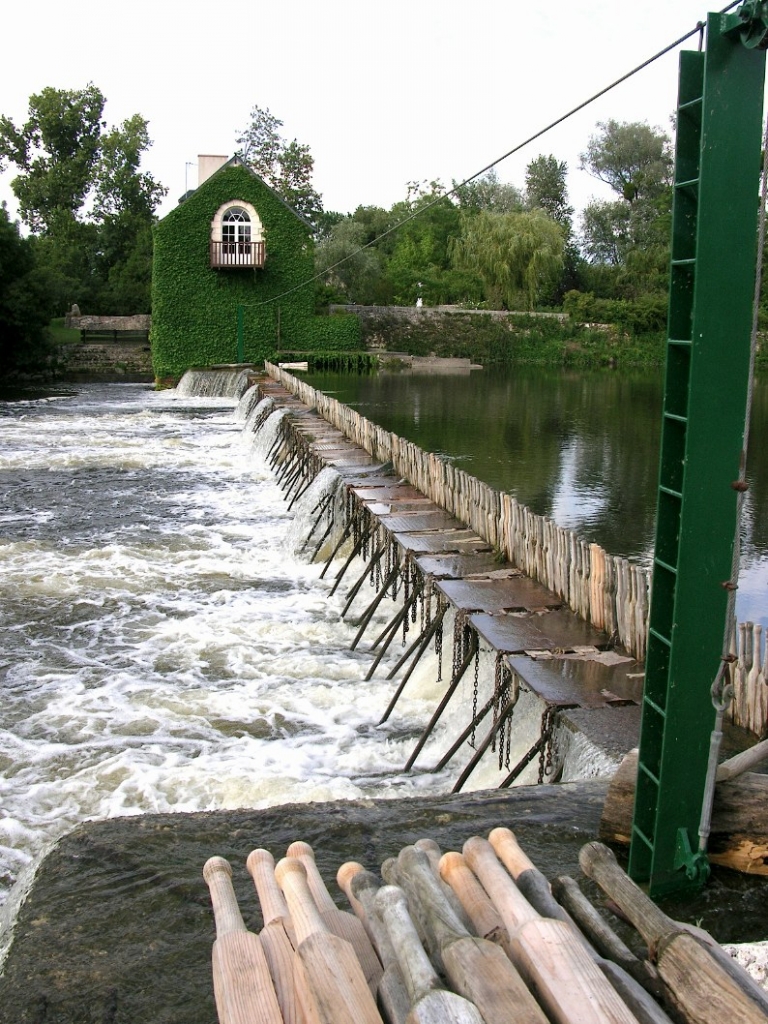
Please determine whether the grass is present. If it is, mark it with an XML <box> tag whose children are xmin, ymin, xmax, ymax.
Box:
<box><xmin>48</xmin><ymin>318</ymin><xmax>81</xmax><ymax>345</ymax></box>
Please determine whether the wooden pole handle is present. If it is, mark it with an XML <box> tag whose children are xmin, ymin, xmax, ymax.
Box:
<box><xmin>438</xmin><ymin>852</ymin><xmax>508</xmax><ymax>946</ymax></box>
<box><xmin>274</xmin><ymin>857</ymin><xmax>328</xmax><ymax>946</ymax></box>
<box><xmin>463</xmin><ymin>837</ymin><xmax>539</xmax><ymax>934</ymax></box>
<box><xmin>286</xmin><ymin>840</ymin><xmax>337</xmax><ymax>914</ymax></box>
<box><xmin>578</xmin><ymin>842</ymin><xmax>673</xmax><ymax>950</ymax></box>
<box><xmin>203</xmin><ymin>856</ymin><xmax>247</xmax><ymax>938</ymax></box>
<box><xmin>375</xmin><ymin>885</ymin><xmax>439</xmax><ymax>1006</ymax></box>
<box><xmin>247</xmin><ymin>848</ymin><xmax>291</xmax><ymax>927</ymax></box>
<box><xmin>336</xmin><ymin>861</ymin><xmax>367</xmax><ymax>922</ymax></box>
<box><xmin>488</xmin><ymin>827</ymin><xmax>535</xmax><ymax>877</ymax></box>
<box><xmin>397</xmin><ymin>845</ymin><xmax>469</xmax><ymax>951</ymax></box>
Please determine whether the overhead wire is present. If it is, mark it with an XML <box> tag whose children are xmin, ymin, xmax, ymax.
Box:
<box><xmin>244</xmin><ymin>0</ymin><xmax>744</xmax><ymax>311</ymax></box>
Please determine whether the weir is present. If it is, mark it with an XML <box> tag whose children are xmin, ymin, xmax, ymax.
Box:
<box><xmin>215</xmin><ymin>363</ymin><xmax>767</xmax><ymax>797</ymax></box>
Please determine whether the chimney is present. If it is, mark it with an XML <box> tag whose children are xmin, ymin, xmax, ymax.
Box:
<box><xmin>198</xmin><ymin>155</ymin><xmax>229</xmax><ymax>187</ymax></box>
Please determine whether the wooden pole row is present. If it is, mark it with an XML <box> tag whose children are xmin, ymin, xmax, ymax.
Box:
<box><xmin>262</xmin><ymin>367</ymin><xmax>766</xmax><ymax>735</ymax></box>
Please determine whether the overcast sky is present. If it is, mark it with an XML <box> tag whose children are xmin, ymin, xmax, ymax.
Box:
<box><xmin>0</xmin><ymin>0</ymin><xmax>752</xmax><ymax>228</ymax></box>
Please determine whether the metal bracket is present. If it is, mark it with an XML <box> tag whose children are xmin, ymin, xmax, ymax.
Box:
<box><xmin>722</xmin><ymin>1</ymin><xmax>768</xmax><ymax>49</ymax></box>
<box><xmin>673</xmin><ymin>829</ymin><xmax>711</xmax><ymax>885</ymax></box>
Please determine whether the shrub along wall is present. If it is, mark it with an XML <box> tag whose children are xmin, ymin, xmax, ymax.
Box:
<box><xmin>151</xmin><ymin>165</ymin><xmax>360</xmax><ymax>381</ymax></box>
<box><xmin>334</xmin><ymin>305</ymin><xmax>665</xmax><ymax>367</ymax></box>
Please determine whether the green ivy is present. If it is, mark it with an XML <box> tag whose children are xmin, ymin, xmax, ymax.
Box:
<box><xmin>151</xmin><ymin>164</ymin><xmax>360</xmax><ymax>380</ymax></box>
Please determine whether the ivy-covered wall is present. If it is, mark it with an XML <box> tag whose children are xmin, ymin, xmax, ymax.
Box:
<box><xmin>151</xmin><ymin>162</ymin><xmax>359</xmax><ymax>381</ymax></box>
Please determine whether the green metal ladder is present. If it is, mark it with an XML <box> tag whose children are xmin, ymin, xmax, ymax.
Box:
<box><xmin>629</xmin><ymin>8</ymin><xmax>766</xmax><ymax>896</ymax></box>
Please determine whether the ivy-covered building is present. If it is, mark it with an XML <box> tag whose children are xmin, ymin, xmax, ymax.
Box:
<box><xmin>151</xmin><ymin>155</ymin><xmax>358</xmax><ymax>382</ymax></box>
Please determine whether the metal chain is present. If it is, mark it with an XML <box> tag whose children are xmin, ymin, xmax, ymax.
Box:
<box><xmin>434</xmin><ymin>597</ymin><xmax>444</xmax><ymax>683</ymax></box>
<box><xmin>538</xmin><ymin>706</ymin><xmax>558</xmax><ymax>784</ymax></box>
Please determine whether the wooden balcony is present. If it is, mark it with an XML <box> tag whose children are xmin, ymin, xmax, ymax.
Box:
<box><xmin>210</xmin><ymin>240</ymin><xmax>265</xmax><ymax>269</ymax></box>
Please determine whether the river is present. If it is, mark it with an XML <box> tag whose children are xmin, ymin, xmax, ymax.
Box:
<box><xmin>305</xmin><ymin>365</ymin><xmax>768</xmax><ymax>629</ymax></box>
<box><xmin>1</xmin><ymin>372</ymin><xmax>765</xmax><ymax>964</ymax></box>
<box><xmin>0</xmin><ymin>381</ymin><xmax>490</xmax><ymax>921</ymax></box>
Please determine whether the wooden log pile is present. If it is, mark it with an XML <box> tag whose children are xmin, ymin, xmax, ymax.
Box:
<box><xmin>262</xmin><ymin>364</ymin><xmax>767</xmax><ymax>737</ymax></box>
<box><xmin>600</xmin><ymin>744</ymin><xmax>768</xmax><ymax>876</ymax></box>
<box><xmin>202</xmin><ymin>828</ymin><xmax>767</xmax><ymax>1024</ymax></box>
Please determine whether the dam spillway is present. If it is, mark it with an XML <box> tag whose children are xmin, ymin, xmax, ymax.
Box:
<box><xmin>249</xmin><ymin>367</ymin><xmax>648</xmax><ymax>792</ymax></box>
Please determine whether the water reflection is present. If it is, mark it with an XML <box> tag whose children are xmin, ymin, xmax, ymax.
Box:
<box><xmin>306</xmin><ymin>366</ymin><xmax>767</xmax><ymax>628</ymax></box>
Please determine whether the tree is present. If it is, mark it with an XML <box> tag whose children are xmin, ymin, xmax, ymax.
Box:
<box><xmin>315</xmin><ymin>219</ymin><xmax>384</xmax><ymax>304</ymax></box>
<box><xmin>580</xmin><ymin>119</ymin><xmax>672</xmax><ymax>203</ymax></box>
<box><xmin>386</xmin><ymin>182</ymin><xmax>474</xmax><ymax>305</ymax></box>
<box><xmin>452</xmin><ymin>169</ymin><xmax>524</xmax><ymax>215</ymax></box>
<box><xmin>578</xmin><ymin>120</ymin><xmax>672</xmax><ymax>286</ymax></box>
<box><xmin>0</xmin><ymin>85</ymin><xmax>167</xmax><ymax>314</ymax></box>
<box><xmin>0</xmin><ymin>205</ymin><xmax>56</xmax><ymax>376</ymax></box>
<box><xmin>0</xmin><ymin>84</ymin><xmax>105</xmax><ymax>233</ymax></box>
<box><xmin>235</xmin><ymin>105</ymin><xmax>322</xmax><ymax>225</ymax></box>
<box><xmin>525</xmin><ymin>155</ymin><xmax>573</xmax><ymax>227</ymax></box>
<box><xmin>451</xmin><ymin>209</ymin><xmax>565</xmax><ymax>310</ymax></box>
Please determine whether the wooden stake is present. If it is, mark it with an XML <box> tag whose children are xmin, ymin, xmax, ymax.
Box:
<box><xmin>203</xmin><ymin>856</ymin><xmax>283</xmax><ymax>1024</ymax></box>
<box><xmin>286</xmin><ymin>841</ymin><xmax>383</xmax><ymax>995</ymax></box>
<box><xmin>580</xmin><ymin>842</ymin><xmax>768</xmax><ymax>1024</ymax></box>
<box><xmin>375</xmin><ymin>885</ymin><xmax>486</xmax><ymax>1024</ymax></box>
<box><xmin>275</xmin><ymin>858</ymin><xmax>384</xmax><ymax>1024</ymax></box>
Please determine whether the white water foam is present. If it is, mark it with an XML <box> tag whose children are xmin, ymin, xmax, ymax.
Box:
<box><xmin>0</xmin><ymin>383</ymin><xmax>482</xmax><ymax>926</ymax></box>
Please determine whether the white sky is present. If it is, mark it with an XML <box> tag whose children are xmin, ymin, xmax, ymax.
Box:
<box><xmin>0</xmin><ymin>0</ymin><xmax>751</xmax><ymax>227</ymax></box>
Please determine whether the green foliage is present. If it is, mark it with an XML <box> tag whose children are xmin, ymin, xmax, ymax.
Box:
<box><xmin>525</xmin><ymin>156</ymin><xmax>573</xmax><ymax>227</ymax></box>
<box><xmin>0</xmin><ymin>206</ymin><xmax>57</xmax><ymax>377</ymax></box>
<box><xmin>315</xmin><ymin>220</ymin><xmax>383</xmax><ymax>304</ymax></box>
<box><xmin>452</xmin><ymin>209</ymin><xmax>565</xmax><ymax>310</ymax></box>
<box><xmin>580</xmin><ymin>120</ymin><xmax>673</xmax><ymax>203</ymax></box>
<box><xmin>0</xmin><ymin>84</ymin><xmax>166</xmax><ymax>318</ymax></box>
<box><xmin>452</xmin><ymin>169</ymin><xmax>524</xmax><ymax>214</ymax></box>
<box><xmin>151</xmin><ymin>165</ymin><xmax>359</xmax><ymax>380</ymax></box>
<box><xmin>235</xmin><ymin>105</ymin><xmax>322</xmax><ymax>226</ymax></box>
<box><xmin>351</xmin><ymin>307</ymin><xmax>665</xmax><ymax>368</ymax></box>
<box><xmin>562</xmin><ymin>289</ymin><xmax>668</xmax><ymax>335</ymax></box>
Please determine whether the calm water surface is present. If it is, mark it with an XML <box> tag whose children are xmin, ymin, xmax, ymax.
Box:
<box><xmin>306</xmin><ymin>366</ymin><xmax>768</xmax><ymax>629</ymax></box>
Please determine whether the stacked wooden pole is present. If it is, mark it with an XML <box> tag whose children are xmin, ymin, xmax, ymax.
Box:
<box><xmin>203</xmin><ymin>827</ymin><xmax>766</xmax><ymax>1024</ymax></box>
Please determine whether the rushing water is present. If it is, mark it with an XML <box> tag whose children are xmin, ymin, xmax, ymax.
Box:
<box><xmin>2</xmin><ymin>382</ymin><xmax>513</xmax><ymax>919</ymax></box>
<box><xmin>305</xmin><ymin>366</ymin><xmax>768</xmax><ymax>629</ymax></box>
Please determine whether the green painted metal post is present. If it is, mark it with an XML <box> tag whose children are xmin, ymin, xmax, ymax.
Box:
<box><xmin>629</xmin><ymin>9</ymin><xmax>766</xmax><ymax>896</ymax></box>
<box><xmin>237</xmin><ymin>305</ymin><xmax>244</xmax><ymax>363</ymax></box>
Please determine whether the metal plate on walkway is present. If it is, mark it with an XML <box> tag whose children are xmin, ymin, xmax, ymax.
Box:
<box><xmin>506</xmin><ymin>653</ymin><xmax>644</xmax><ymax>709</ymax></box>
<box><xmin>353</xmin><ymin>486</ymin><xmax>428</xmax><ymax>502</ymax></box>
<box><xmin>470</xmin><ymin>608</ymin><xmax>606</xmax><ymax>651</ymax></box>
<box><xmin>379</xmin><ymin>512</ymin><xmax>464</xmax><ymax>532</ymax></box>
<box><xmin>392</xmin><ymin>530</ymin><xmax>492</xmax><ymax>554</ymax></box>
<box><xmin>414</xmin><ymin>553</ymin><xmax>505</xmax><ymax>579</ymax></box>
<box><xmin>439</xmin><ymin>577</ymin><xmax>562</xmax><ymax>613</ymax></box>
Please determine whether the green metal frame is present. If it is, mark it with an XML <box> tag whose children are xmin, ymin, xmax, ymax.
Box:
<box><xmin>629</xmin><ymin>9</ymin><xmax>766</xmax><ymax>896</ymax></box>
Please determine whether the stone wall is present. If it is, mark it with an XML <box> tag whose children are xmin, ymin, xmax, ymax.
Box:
<box><xmin>57</xmin><ymin>340</ymin><xmax>153</xmax><ymax>381</ymax></box>
<box><xmin>327</xmin><ymin>304</ymin><xmax>573</xmax><ymax>359</ymax></box>
<box><xmin>65</xmin><ymin>314</ymin><xmax>151</xmax><ymax>332</ymax></box>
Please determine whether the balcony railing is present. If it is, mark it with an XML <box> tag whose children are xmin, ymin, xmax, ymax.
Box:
<box><xmin>210</xmin><ymin>240</ymin><xmax>265</xmax><ymax>269</ymax></box>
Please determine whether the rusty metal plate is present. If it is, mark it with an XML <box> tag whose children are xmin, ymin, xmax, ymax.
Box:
<box><xmin>506</xmin><ymin>654</ymin><xmax>644</xmax><ymax>709</ymax></box>
<box><xmin>352</xmin><ymin>486</ymin><xmax>427</xmax><ymax>501</ymax></box>
<box><xmin>378</xmin><ymin>512</ymin><xmax>464</xmax><ymax>532</ymax></box>
<box><xmin>470</xmin><ymin>613</ymin><xmax>548</xmax><ymax>652</ymax></box>
<box><xmin>470</xmin><ymin>608</ymin><xmax>606</xmax><ymax>651</ymax></box>
<box><xmin>438</xmin><ymin>578</ymin><xmax>562</xmax><ymax>613</ymax></box>
<box><xmin>392</xmin><ymin>530</ymin><xmax>492</xmax><ymax>554</ymax></box>
<box><xmin>414</xmin><ymin>553</ymin><xmax>504</xmax><ymax>579</ymax></box>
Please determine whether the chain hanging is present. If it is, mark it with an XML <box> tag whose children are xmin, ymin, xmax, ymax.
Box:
<box><xmin>434</xmin><ymin>597</ymin><xmax>444</xmax><ymax>682</ymax></box>
<box><xmin>537</xmin><ymin>705</ymin><xmax>558</xmax><ymax>784</ymax></box>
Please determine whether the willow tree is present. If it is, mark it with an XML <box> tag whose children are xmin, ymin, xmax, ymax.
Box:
<box><xmin>452</xmin><ymin>208</ymin><xmax>565</xmax><ymax>310</ymax></box>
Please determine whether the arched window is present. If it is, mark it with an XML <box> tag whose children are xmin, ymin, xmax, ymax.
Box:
<box><xmin>210</xmin><ymin>201</ymin><xmax>265</xmax><ymax>268</ymax></box>
<box><xmin>222</xmin><ymin>207</ymin><xmax>251</xmax><ymax>257</ymax></box>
